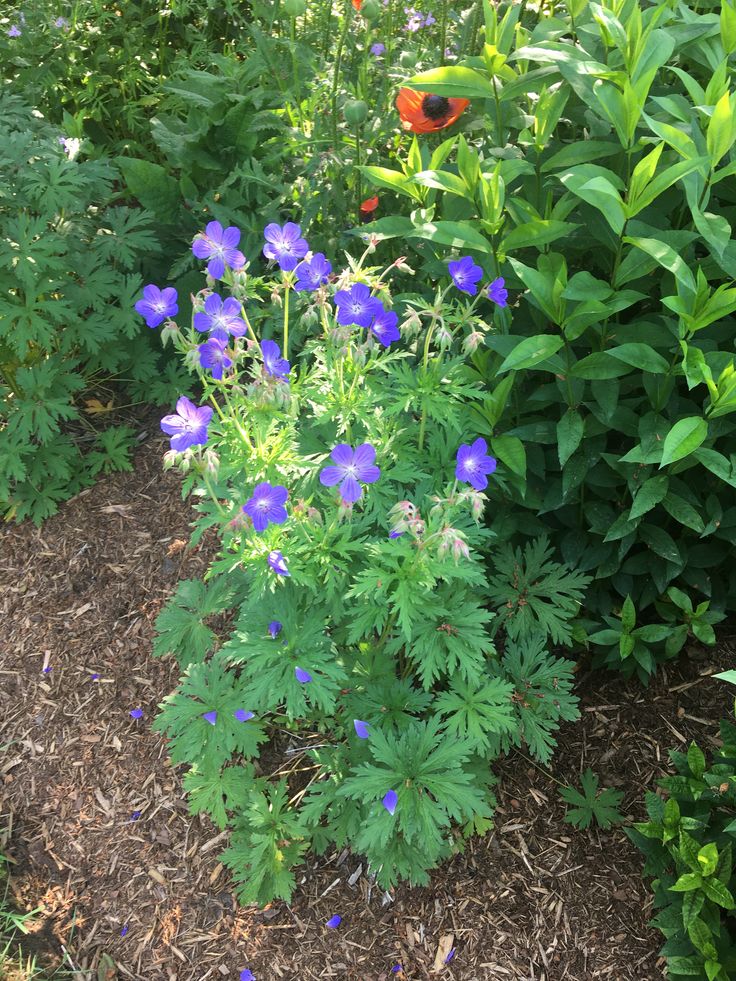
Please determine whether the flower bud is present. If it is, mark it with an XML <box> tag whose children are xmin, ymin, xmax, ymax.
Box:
<box><xmin>452</xmin><ymin>537</ymin><xmax>470</xmax><ymax>562</ymax></box>
<box><xmin>204</xmin><ymin>449</ymin><xmax>220</xmax><ymax>478</ymax></box>
<box><xmin>393</xmin><ymin>257</ymin><xmax>414</xmax><ymax>274</ymax></box>
<box><xmin>344</xmin><ymin>99</ymin><xmax>369</xmax><ymax>127</ymax></box>
<box><xmin>463</xmin><ymin>331</ymin><xmax>484</xmax><ymax>355</ymax></box>
<box><xmin>162</xmin><ymin>449</ymin><xmax>179</xmax><ymax>470</ymax></box>
<box><xmin>160</xmin><ymin>320</ymin><xmax>180</xmax><ymax>347</ymax></box>
<box><xmin>436</xmin><ymin>325</ymin><xmax>453</xmax><ymax>349</ymax></box>
<box><xmin>399</xmin><ymin>50</ymin><xmax>418</xmax><ymax>68</ymax></box>
<box><xmin>360</xmin><ymin>0</ymin><xmax>381</xmax><ymax>19</ymax></box>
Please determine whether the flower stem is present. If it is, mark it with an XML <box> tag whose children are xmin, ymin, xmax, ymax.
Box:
<box><xmin>440</xmin><ymin>0</ymin><xmax>449</xmax><ymax>64</ymax></box>
<box><xmin>283</xmin><ymin>276</ymin><xmax>290</xmax><ymax>362</ymax></box>
<box><xmin>331</xmin><ymin>2</ymin><xmax>353</xmax><ymax>146</ymax></box>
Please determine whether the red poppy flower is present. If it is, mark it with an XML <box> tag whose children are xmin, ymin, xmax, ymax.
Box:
<box><xmin>360</xmin><ymin>195</ymin><xmax>379</xmax><ymax>224</ymax></box>
<box><xmin>395</xmin><ymin>88</ymin><xmax>470</xmax><ymax>134</ymax></box>
<box><xmin>352</xmin><ymin>0</ymin><xmax>362</xmax><ymax>9</ymax></box>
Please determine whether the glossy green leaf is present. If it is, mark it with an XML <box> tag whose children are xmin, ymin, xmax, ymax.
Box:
<box><xmin>497</xmin><ymin>334</ymin><xmax>564</xmax><ymax>373</ymax></box>
<box><xmin>501</xmin><ymin>220</ymin><xmax>578</xmax><ymax>252</ymax></box>
<box><xmin>405</xmin><ymin>66</ymin><xmax>496</xmax><ymax>99</ymax></box>
<box><xmin>629</xmin><ymin>475</ymin><xmax>669</xmax><ymax>520</ymax></box>
<box><xmin>556</xmin><ymin>409</ymin><xmax>584</xmax><ymax>467</ymax></box>
<box><xmin>660</xmin><ymin>417</ymin><xmax>708</xmax><ymax>468</ymax></box>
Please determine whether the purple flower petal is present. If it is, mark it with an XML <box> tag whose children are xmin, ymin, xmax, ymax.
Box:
<box><xmin>240</xmin><ymin>971</ymin><xmax>255</xmax><ymax>981</ymax></box>
<box><xmin>382</xmin><ymin>789</ymin><xmax>398</xmax><ymax>815</ymax></box>
<box><xmin>326</xmin><ymin>914</ymin><xmax>342</xmax><ymax>929</ymax></box>
<box><xmin>268</xmin><ymin>621</ymin><xmax>283</xmax><ymax>638</ymax></box>
<box><xmin>391</xmin><ymin>967</ymin><xmax>402</xmax><ymax>975</ymax></box>
<box><xmin>267</xmin><ymin>550</ymin><xmax>290</xmax><ymax>576</ymax></box>
<box><xmin>353</xmin><ymin>720</ymin><xmax>370</xmax><ymax>739</ymax></box>
<box><xmin>42</xmin><ymin>666</ymin><xmax>52</xmax><ymax>674</ymax></box>
<box><xmin>234</xmin><ymin>709</ymin><xmax>255</xmax><ymax>722</ymax></box>
<box><xmin>120</xmin><ymin>925</ymin><xmax>129</xmax><ymax>937</ymax></box>
<box><xmin>91</xmin><ymin>673</ymin><xmax>101</xmax><ymax>681</ymax></box>
<box><xmin>295</xmin><ymin>666</ymin><xmax>312</xmax><ymax>684</ymax></box>
<box><xmin>203</xmin><ymin>711</ymin><xmax>218</xmax><ymax>726</ymax></box>
<box><xmin>445</xmin><ymin>948</ymin><xmax>456</xmax><ymax>963</ymax></box>
<box><xmin>130</xmin><ymin>810</ymin><xmax>142</xmax><ymax>822</ymax></box>
<box><xmin>129</xmin><ymin>708</ymin><xmax>143</xmax><ymax>719</ymax></box>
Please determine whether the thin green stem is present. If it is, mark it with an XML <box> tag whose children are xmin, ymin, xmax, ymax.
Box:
<box><xmin>440</xmin><ymin>0</ymin><xmax>449</xmax><ymax>64</ymax></box>
<box><xmin>331</xmin><ymin>3</ymin><xmax>353</xmax><ymax>146</ymax></box>
<box><xmin>283</xmin><ymin>278</ymin><xmax>290</xmax><ymax>362</ymax></box>
<box><xmin>355</xmin><ymin>125</ymin><xmax>362</xmax><ymax>219</ymax></box>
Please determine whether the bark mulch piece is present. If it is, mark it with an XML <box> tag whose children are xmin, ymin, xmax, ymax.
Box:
<box><xmin>1</xmin><ymin>432</ymin><xmax>734</xmax><ymax>980</ymax></box>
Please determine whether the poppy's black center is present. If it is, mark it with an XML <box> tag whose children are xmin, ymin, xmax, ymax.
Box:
<box><xmin>422</xmin><ymin>94</ymin><xmax>450</xmax><ymax>120</ymax></box>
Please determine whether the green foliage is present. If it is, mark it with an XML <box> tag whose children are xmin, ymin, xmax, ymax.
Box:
<box><xmin>559</xmin><ymin>768</ymin><xmax>625</xmax><ymax>830</ymax></box>
<box><xmin>0</xmin><ymin>93</ymin><xmax>180</xmax><ymax>523</ymax></box>
<box><xmin>629</xmin><ymin>719</ymin><xmax>736</xmax><ymax>980</ymax></box>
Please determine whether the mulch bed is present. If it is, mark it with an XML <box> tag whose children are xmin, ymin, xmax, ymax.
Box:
<box><xmin>1</xmin><ymin>425</ymin><xmax>734</xmax><ymax>981</ymax></box>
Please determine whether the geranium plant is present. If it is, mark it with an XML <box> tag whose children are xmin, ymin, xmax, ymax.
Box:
<box><xmin>150</xmin><ymin>217</ymin><xmax>580</xmax><ymax>905</ymax></box>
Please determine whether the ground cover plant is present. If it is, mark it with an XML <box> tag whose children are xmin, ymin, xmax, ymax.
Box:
<box><xmin>149</xmin><ymin>217</ymin><xmax>581</xmax><ymax>905</ymax></box>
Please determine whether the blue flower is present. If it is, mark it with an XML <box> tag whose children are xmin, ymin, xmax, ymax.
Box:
<box><xmin>243</xmin><ymin>482</ymin><xmax>289</xmax><ymax>533</ymax></box>
<box><xmin>202</xmin><ymin>711</ymin><xmax>217</xmax><ymax>726</ymax></box>
<box><xmin>240</xmin><ymin>971</ymin><xmax>255</xmax><ymax>981</ymax></box>
<box><xmin>192</xmin><ymin>221</ymin><xmax>246</xmax><ymax>280</ymax></box>
<box><xmin>198</xmin><ymin>338</ymin><xmax>232</xmax><ymax>381</ymax></box>
<box><xmin>448</xmin><ymin>256</ymin><xmax>483</xmax><ymax>295</ymax></box>
<box><xmin>263</xmin><ymin>222</ymin><xmax>309</xmax><ymax>272</ymax></box>
<box><xmin>194</xmin><ymin>294</ymin><xmax>246</xmax><ymax>342</ymax></box>
<box><xmin>487</xmin><ymin>276</ymin><xmax>508</xmax><ymax>307</ymax></box>
<box><xmin>261</xmin><ymin>339</ymin><xmax>290</xmax><ymax>378</ymax></box>
<box><xmin>370</xmin><ymin>308</ymin><xmax>400</xmax><ymax>347</ymax></box>
<box><xmin>326</xmin><ymin>914</ymin><xmax>342</xmax><ymax>928</ymax></box>
<box><xmin>382</xmin><ymin>789</ymin><xmax>398</xmax><ymax>815</ymax></box>
<box><xmin>160</xmin><ymin>397</ymin><xmax>214</xmax><ymax>452</ymax></box>
<box><xmin>7</xmin><ymin>25</ymin><xmax>21</xmax><ymax>37</ymax></box>
<box><xmin>129</xmin><ymin>708</ymin><xmax>143</xmax><ymax>719</ymax></box>
<box><xmin>320</xmin><ymin>443</ymin><xmax>381</xmax><ymax>504</ymax></box>
<box><xmin>371</xmin><ymin>42</ymin><xmax>386</xmax><ymax>56</ymax></box>
<box><xmin>135</xmin><ymin>285</ymin><xmax>178</xmax><ymax>328</ymax></box>
<box><xmin>333</xmin><ymin>283</ymin><xmax>384</xmax><ymax>327</ymax></box>
<box><xmin>295</xmin><ymin>666</ymin><xmax>312</xmax><ymax>683</ymax></box>
<box><xmin>455</xmin><ymin>437</ymin><xmax>497</xmax><ymax>491</ymax></box>
<box><xmin>268</xmin><ymin>550</ymin><xmax>290</xmax><ymax>576</ymax></box>
<box><xmin>294</xmin><ymin>253</ymin><xmax>332</xmax><ymax>292</ymax></box>
<box><xmin>353</xmin><ymin>720</ymin><xmax>370</xmax><ymax>739</ymax></box>
<box><xmin>234</xmin><ymin>709</ymin><xmax>255</xmax><ymax>722</ymax></box>
<box><xmin>269</xmin><ymin>621</ymin><xmax>283</xmax><ymax>638</ymax></box>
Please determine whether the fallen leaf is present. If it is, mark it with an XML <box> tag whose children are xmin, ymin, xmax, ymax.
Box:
<box><xmin>85</xmin><ymin>398</ymin><xmax>114</xmax><ymax>415</ymax></box>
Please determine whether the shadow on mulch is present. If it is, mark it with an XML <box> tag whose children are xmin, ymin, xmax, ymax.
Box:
<box><xmin>1</xmin><ymin>427</ymin><xmax>734</xmax><ymax>981</ymax></box>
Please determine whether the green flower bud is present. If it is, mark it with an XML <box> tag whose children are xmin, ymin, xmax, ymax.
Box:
<box><xmin>399</xmin><ymin>50</ymin><xmax>418</xmax><ymax>68</ymax></box>
<box><xmin>360</xmin><ymin>0</ymin><xmax>381</xmax><ymax>19</ymax></box>
<box><xmin>283</xmin><ymin>0</ymin><xmax>306</xmax><ymax>14</ymax></box>
<box><xmin>344</xmin><ymin>99</ymin><xmax>369</xmax><ymax>126</ymax></box>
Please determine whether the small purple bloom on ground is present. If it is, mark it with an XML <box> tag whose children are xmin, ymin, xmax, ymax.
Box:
<box><xmin>193</xmin><ymin>293</ymin><xmax>246</xmax><ymax>341</ymax></box>
<box><xmin>120</xmin><ymin>925</ymin><xmax>129</xmax><ymax>937</ymax></box>
<box><xmin>391</xmin><ymin>967</ymin><xmax>402</xmax><ymax>975</ymax></box>
<box><xmin>130</xmin><ymin>810</ymin><xmax>142</xmax><ymax>822</ymax></box>
<box><xmin>261</xmin><ymin>339</ymin><xmax>290</xmax><ymax>378</ymax></box>
<box><xmin>267</xmin><ymin>550</ymin><xmax>290</xmax><ymax>576</ymax></box>
<box><xmin>448</xmin><ymin>257</ymin><xmax>483</xmax><ymax>296</ymax></box>
<box><xmin>243</xmin><ymin>482</ymin><xmax>289</xmax><ymax>532</ymax></box>
<box><xmin>135</xmin><ymin>285</ymin><xmax>178</xmax><ymax>328</ymax></box>
<box><xmin>203</xmin><ymin>711</ymin><xmax>217</xmax><ymax>726</ymax></box>
<box><xmin>455</xmin><ymin>437</ymin><xmax>497</xmax><ymax>491</ymax></box>
<box><xmin>192</xmin><ymin>221</ymin><xmax>245</xmax><ymax>280</ymax></box>
<box><xmin>268</xmin><ymin>621</ymin><xmax>283</xmax><ymax>638</ymax></box>
<box><xmin>91</xmin><ymin>673</ymin><xmax>101</xmax><ymax>681</ymax></box>
<box><xmin>370</xmin><ymin>308</ymin><xmax>400</xmax><ymax>347</ymax></box>
<box><xmin>240</xmin><ymin>971</ymin><xmax>255</xmax><ymax>981</ymax></box>
<box><xmin>326</xmin><ymin>914</ymin><xmax>342</xmax><ymax>928</ymax></box>
<box><xmin>319</xmin><ymin>443</ymin><xmax>380</xmax><ymax>503</ymax></box>
<box><xmin>333</xmin><ymin>283</ymin><xmax>384</xmax><ymax>327</ymax></box>
<box><xmin>353</xmin><ymin>720</ymin><xmax>370</xmax><ymax>739</ymax></box>
<box><xmin>445</xmin><ymin>948</ymin><xmax>456</xmax><ymax>963</ymax></box>
<box><xmin>234</xmin><ymin>710</ymin><xmax>255</xmax><ymax>722</ymax></box>
<box><xmin>295</xmin><ymin>666</ymin><xmax>312</xmax><ymax>684</ymax></box>
<box><xmin>383</xmin><ymin>789</ymin><xmax>398</xmax><ymax>815</ymax></box>
<box><xmin>294</xmin><ymin>253</ymin><xmax>332</xmax><ymax>292</ymax></box>
<box><xmin>263</xmin><ymin>222</ymin><xmax>309</xmax><ymax>272</ymax></box>
<box><xmin>487</xmin><ymin>276</ymin><xmax>508</xmax><ymax>307</ymax></box>
<box><xmin>160</xmin><ymin>397</ymin><xmax>213</xmax><ymax>453</ymax></box>
<box><xmin>42</xmin><ymin>666</ymin><xmax>52</xmax><ymax>674</ymax></box>
<box><xmin>371</xmin><ymin>42</ymin><xmax>386</xmax><ymax>55</ymax></box>
<box><xmin>198</xmin><ymin>337</ymin><xmax>232</xmax><ymax>381</ymax></box>
<box><xmin>129</xmin><ymin>708</ymin><xmax>143</xmax><ymax>719</ymax></box>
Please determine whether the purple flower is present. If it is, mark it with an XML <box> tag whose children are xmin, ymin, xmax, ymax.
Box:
<box><xmin>120</xmin><ymin>925</ymin><xmax>129</xmax><ymax>937</ymax></box>
<box><xmin>333</xmin><ymin>283</ymin><xmax>384</xmax><ymax>327</ymax></box>
<box><xmin>294</xmin><ymin>253</ymin><xmax>332</xmax><ymax>292</ymax></box>
<box><xmin>7</xmin><ymin>25</ymin><xmax>21</xmax><ymax>37</ymax></box>
<box><xmin>54</xmin><ymin>16</ymin><xmax>69</xmax><ymax>28</ymax></box>
<box><xmin>192</xmin><ymin>221</ymin><xmax>246</xmax><ymax>280</ymax></box>
<box><xmin>268</xmin><ymin>621</ymin><xmax>283</xmax><ymax>638</ymax></box>
<box><xmin>261</xmin><ymin>339</ymin><xmax>290</xmax><ymax>378</ymax></box>
<box><xmin>135</xmin><ymin>285</ymin><xmax>178</xmax><ymax>328</ymax></box>
<box><xmin>370</xmin><ymin>308</ymin><xmax>400</xmax><ymax>347</ymax></box>
<box><xmin>91</xmin><ymin>673</ymin><xmax>101</xmax><ymax>681</ymax></box>
<box><xmin>42</xmin><ymin>666</ymin><xmax>52</xmax><ymax>674</ymax></box>
<box><xmin>242</xmin><ymin>482</ymin><xmax>289</xmax><ymax>532</ymax></box>
<box><xmin>371</xmin><ymin>42</ymin><xmax>386</xmax><ymax>55</ymax></box>
<box><xmin>234</xmin><ymin>709</ymin><xmax>255</xmax><ymax>722</ymax></box>
<box><xmin>382</xmin><ymin>789</ymin><xmax>398</xmax><ymax>815</ymax></box>
<box><xmin>268</xmin><ymin>550</ymin><xmax>290</xmax><ymax>576</ymax></box>
<box><xmin>193</xmin><ymin>293</ymin><xmax>246</xmax><ymax>342</ymax></box>
<box><xmin>405</xmin><ymin>12</ymin><xmax>423</xmax><ymax>31</ymax></box>
<box><xmin>487</xmin><ymin>276</ymin><xmax>508</xmax><ymax>307</ymax></box>
<box><xmin>129</xmin><ymin>708</ymin><xmax>143</xmax><ymax>719</ymax></box>
<box><xmin>198</xmin><ymin>338</ymin><xmax>232</xmax><ymax>381</ymax></box>
<box><xmin>240</xmin><ymin>971</ymin><xmax>255</xmax><ymax>981</ymax></box>
<box><xmin>389</xmin><ymin>529</ymin><xmax>404</xmax><ymax>539</ymax></box>
<box><xmin>353</xmin><ymin>720</ymin><xmax>370</xmax><ymax>739</ymax></box>
<box><xmin>445</xmin><ymin>948</ymin><xmax>456</xmax><ymax>963</ymax></box>
<box><xmin>160</xmin><ymin>397</ymin><xmax>214</xmax><ymax>453</ymax></box>
<box><xmin>320</xmin><ymin>443</ymin><xmax>380</xmax><ymax>504</ymax></box>
<box><xmin>391</xmin><ymin>967</ymin><xmax>402</xmax><ymax>974</ymax></box>
<box><xmin>326</xmin><ymin>914</ymin><xmax>342</xmax><ymax>929</ymax></box>
<box><xmin>130</xmin><ymin>810</ymin><xmax>142</xmax><ymax>822</ymax></box>
<box><xmin>263</xmin><ymin>222</ymin><xmax>309</xmax><ymax>272</ymax></box>
<box><xmin>448</xmin><ymin>257</ymin><xmax>483</xmax><ymax>296</ymax></box>
<box><xmin>295</xmin><ymin>666</ymin><xmax>312</xmax><ymax>684</ymax></box>
<box><xmin>203</xmin><ymin>711</ymin><xmax>217</xmax><ymax>726</ymax></box>
<box><xmin>424</xmin><ymin>12</ymin><xmax>436</xmax><ymax>25</ymax></box>
<box><xmin>455</xmin><ymin>437</ymin><xmax>497</xmax><ymax>491</ymax></box>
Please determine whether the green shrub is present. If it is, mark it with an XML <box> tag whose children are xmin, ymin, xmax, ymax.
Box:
<box><xmin>628</xmin><ymin>705</ymin><xmax>736</xmax><ymax>980</ymax></box>
<box><xmin>0</xmin><ymin>93</ymin><xmax>186</xmax><ymax>523</ymax></box>
<box><xmin>360</xmin><ymin>0</ymin><xmax>736</xmax><ymax>676</ymax></box>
